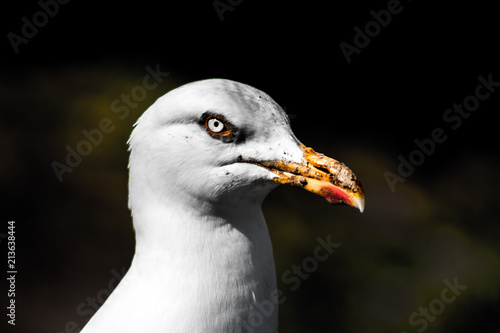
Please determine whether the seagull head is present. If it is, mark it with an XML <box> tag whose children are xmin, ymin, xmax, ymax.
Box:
<box><xmin>128</xmin><ymin>79</ymin><xmax>364</xmax><ymax>217</ymax></box>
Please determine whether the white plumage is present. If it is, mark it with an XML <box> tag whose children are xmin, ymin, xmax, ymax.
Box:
<box><xmin>81</xmin><ymin>79</ymin><xmax>364</xmax><ymax>333</ymax></box>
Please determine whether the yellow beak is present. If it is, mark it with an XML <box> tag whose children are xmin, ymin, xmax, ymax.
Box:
<box><xmin>256</xmin><ymin>145</ymin><xmax>365</xmax><ymax>212</ymax></box>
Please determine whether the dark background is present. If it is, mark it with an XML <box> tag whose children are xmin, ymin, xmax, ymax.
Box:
<box><xmin>1</xmin><ymin>0</ymin><xmax>499</xmax><ymax>332</ymax></box>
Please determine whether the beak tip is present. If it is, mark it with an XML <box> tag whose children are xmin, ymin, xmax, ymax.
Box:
<box><xmin>353</xmin><ymin>196</ymin><xmax>365</xmax><ymax>213</ymax></box>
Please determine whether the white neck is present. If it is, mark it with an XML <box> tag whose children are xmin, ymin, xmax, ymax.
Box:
<box><xmin>81</xmin><ymin>188</ymin><xmax>278</xmax><ymax>333</ymax></box>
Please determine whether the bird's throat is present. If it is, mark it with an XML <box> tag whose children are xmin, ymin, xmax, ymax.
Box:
<box><xmin>88</xmin><ymin>198</ymin><xmax>278</xmax><ymax>333</ymax></box>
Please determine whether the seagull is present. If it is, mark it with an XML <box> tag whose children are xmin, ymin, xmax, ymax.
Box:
<box><xmin>80</xmin><ymin>79</ymin><xmax>364</xmax><ymax>333</ymax></box>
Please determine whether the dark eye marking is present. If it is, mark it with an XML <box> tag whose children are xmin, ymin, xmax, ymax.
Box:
<box><xmin>199</xmin><ymin>112</ymin><xmax>239</xmax><ymax>143</ymax></box>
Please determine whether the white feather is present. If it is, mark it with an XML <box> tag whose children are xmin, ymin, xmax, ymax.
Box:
<box><xmin>81</xmin><ymin>79</ymin><xmax>306</xmax><ymax>333</ymax></box>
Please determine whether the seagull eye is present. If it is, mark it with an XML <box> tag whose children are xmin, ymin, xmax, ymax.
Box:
<box><xmin>202</xmin><ymin>114</ymin><xmax>237</xmax><ymax>142</ymax></box>
<box><xmin>206</xmin><ymin>117</ymin><xmax>227</xmax><ymax>134</ymax></box>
